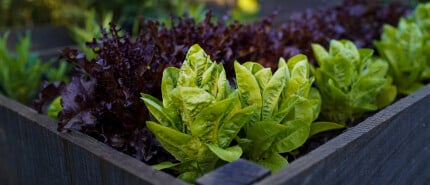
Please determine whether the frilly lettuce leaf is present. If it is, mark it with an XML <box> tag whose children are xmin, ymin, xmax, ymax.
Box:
<box><xmin>142</xmin><ymin>44</ymin><xmax>255</xmax><ymax>182</ymax></box>
<box><xmin>235</xmin><ymin>55</ymin><xmax>341</xmax><ymax>172</ymax></box>
<box><xmin>314</xmin><ymin>39</ymin><xmax>396</xmax><ymax>124</ymax></box>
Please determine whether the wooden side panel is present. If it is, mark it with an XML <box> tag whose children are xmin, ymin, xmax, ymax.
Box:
<box><xmin>0</xmin><ymin>95</ymin><xmax>187</xmax><ymax>185</ymax></box>
<box><xmin>196</xmin><ymin>159</ymin><xmax>270</xmax><ymax>185</ymax></box>
<box><xmin>257</xmin><ymin>84</ymin><xmax>430</xmax><ymax>185</ymax></box>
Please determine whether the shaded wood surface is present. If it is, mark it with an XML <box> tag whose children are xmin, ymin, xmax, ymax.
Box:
<box><xmin>256</xmin><ymin>84</ymin><xmax>430</xmax><ymax>185</ymax></box>
<box><xmin>0</xmin><ymin>95</ymin><xmax>187</xmax><ymax>185</ymax></box>
<box><xmin>196</xmin><ymin>159</ymin><xmax>270</xmax><ymax>185</ymax></box>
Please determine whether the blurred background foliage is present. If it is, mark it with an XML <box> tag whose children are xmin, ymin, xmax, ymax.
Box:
<box><xmin>0</xmin><ymin>0</ymin><xmax>261</xmax><ymax>29</ymax></box>
<box><xmin>0</xmin><ymin>0</ymin><xmax>421</xmax><ymax>106</ymax></box>
<box><xmin>0</xmin><ymin>0</ymin><xmax>262</xmax><ymax>63</ymax></box>
<box><xmin>0</xmin><ymin>0</ymin><xmax>261</xmax><ymax>105</ymax></box>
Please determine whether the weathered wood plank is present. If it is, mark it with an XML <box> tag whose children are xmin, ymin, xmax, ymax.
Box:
<box><xmin>256</xmin><ymin>84</ymin><xmax>430</xmax><ymax>185</ymax></box>
<box><xmin>0</xmin><ymin>95</ymin><xmax>187</xmax><ymax>185</ymax></box>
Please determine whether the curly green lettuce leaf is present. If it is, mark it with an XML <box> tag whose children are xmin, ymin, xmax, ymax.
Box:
<box><xmin>375</xmin><ymin>18</ymin><xmax>429</xmax><ymax>95</ymax></box>
<box><xmin>142</xmin><ymin>44</ymin><xmax>255</xmax><ymax>182</ymax></box>
<box><xmin>235</xmin><ymin>55</ymin><xmax>341</xmax><ymax>172</ymax></box>
<box><xmin>314</xmin><ymin>39</ymin><xmax>397</xmax><ymax>124</ymax></box>
<box><xmin>408</xmin><ymin>3</ymin><xmax>430</xmax><ymax>40</ymax></box>
<box><xmin>406</xmin><ymin>3</ymin><xmax>430</xmax><ymax>89</ymax></box>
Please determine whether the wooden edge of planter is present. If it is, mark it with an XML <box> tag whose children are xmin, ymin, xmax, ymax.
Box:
<box><xmin>0</xmin><ymin>95</ymin><xmax>187</xmax><ymax>185</ymax></box>
<box><xmin>255</xmin><ymin>84</ymin><xmax>430</xmax><ymax>185</ymax></box>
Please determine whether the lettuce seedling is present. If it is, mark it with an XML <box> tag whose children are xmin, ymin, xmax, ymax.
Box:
<box><xmin>313</xmin><ymin>39</ymin><xmax>396</xmax><ymax>124</ymax></box>
<box><xmin>234</xmin><ymin>55</ymin><xmax>343</xmax><ymax>172</ymax></box>
<box><xmin>374</xmin><ymin>19</ymin><xmax>430</xmax><ymax>95</ymax></box>
<box><xmin>141</xmin><ymin>44</ymin><xmax>256</xmax><ymax>182</ymax></box>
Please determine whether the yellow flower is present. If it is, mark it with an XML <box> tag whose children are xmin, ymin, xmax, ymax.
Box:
<box><xmin>237</xmin><ymin>0</ymin><xmax>259</xmax><ymax>14</ymax></box>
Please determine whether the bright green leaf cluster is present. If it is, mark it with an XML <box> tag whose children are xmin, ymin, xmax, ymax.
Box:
<box><xmin>313</xmin><ymin>39</ymin><xmax>397</xmax><ymax>124</ymax></box>
<box><xmin>67</xmin><ymin>9</ymin><xmax>112</xmax><ymax>59</ymax></box>
<box><xmin>0</xmin><ymin>32</ymin><xmax>68</xmax><ymax>105</ymax></box>
<box><xmin>143</xmin><ymin>45</ymin><xmax>347</xmax><ymax>179</ymax></box>
<box><xmin>234</xmin><ymin>55</ymin><xmax>343</xmax><ymax>171</ymax></box>
<box><xmin>48</xmin><ymin>96</ymin><xmax>62</xmax><ymax>119</ymax></box>
<box><xmin>374</xmin><ymin>18</ymin><xmax>430</xmax><ymax>95</ymax></box>
<box><xmin>141</xmin><ymin>44</ymin><xmax>256</xmax><ymax>182</ymax></box>
<box><xmin>408</xmin><ymin>3</ymin><xmax>430</xmax><ymax>39</ymax></box>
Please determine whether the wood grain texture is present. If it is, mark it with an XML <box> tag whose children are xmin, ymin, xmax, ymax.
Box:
<box><xmin>0</xmin><ymin>95</ymin><xmax>187</xmax><ymax>185</ymax></box>
<box><xmin>256</xmin><ymin>84</ymin><xmax>430</xmax><ymax>185</ymax></box>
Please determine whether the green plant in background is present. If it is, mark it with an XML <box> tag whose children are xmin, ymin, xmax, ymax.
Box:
<box><xmin>234</xmin><ymin>55</ymin><xmax>343</xmax><ymax>172</ymax></box>
<box><xmin>0</xmin><ymin>0</ymin><xmax>208</xmax><ymax>38</ymax></box>
<box><xmin>407</xmin><ymin>2</ymin><xmax>430</xmax><ymax>75</ymax></box>
<box><xmin>67</xmin><ymin>9</ymin><xmax>112</xmax><ymax>58</ymax></box>
<box><xmin>63</xmin><ymin>0</ymin><xmax>207</xmax><ymax>56</ymax></box>
<box><xmin>374</xmin><ymin>19</ymin><xmax>430</xmax><ymax>95</ymax></box>
<box><xmin>0</xmin><ymin>0</ymin><xmax>55</xmax><ymax>28</ymax></box>
<box><xmin>151</xmin><ymin>0</ymin><xmax>206</xmax><ymax>25</ymax></box>
<box><xmin>381</xmin><ymin>0</ymin><xmax>427</xmax><ymax>6</ymax></box>
<box><xmin>408</xmin><ymin>2</ymin><xmax>430</xmax><ymax>36</ymax></box>
<box><xmin>0</xmin><ymin>31</ymin><xmax>68</xmax><ymax>105</ymax></box>
<box><xmin>0</xmin><ymin>0</ymin><xmax>94</xmax><ymax>28</ymax></box>
<box><xmin>45</xmin><ymin>62</ymin><xmax>69</xmax><ymax>83</ymax></box>
<box><xmin>407</xmin><ymin>0</ymin><xmax>430</xmax><ymax>6</ymax></box>
<box><xmin>313</xmin><ymin>39</ymin><xmax>397</xmax><ymax>125</ymax></box>
<box><xmin>141</xmin><ymin>44</ymin><xmax>256</xmax><ymax>182</ymax></box>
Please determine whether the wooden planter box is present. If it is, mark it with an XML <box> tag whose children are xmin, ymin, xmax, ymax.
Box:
<box><xmin>0</xmin><ymin>1</ymin><xmax>427</xmax><ymax>183</ymax></box>
<box><xmin>1</xmin><ymin>82</ymin><xmax>430</xmax><ymax>184</ymax></box>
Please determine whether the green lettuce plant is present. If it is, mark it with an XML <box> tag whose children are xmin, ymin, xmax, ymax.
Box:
<box><xmin>234</xmin><ymin>55</ymin><xmax>343</xmax><ymax>172</ymax></box>
<box><xmin>67</xmin><ymin>9</ymin><xmax>112</xmax><ymax>59</ymax></box>
<box><xmin>313</xmin><ymin>39</ymin><xmax>397</xmax><ymax>124</ymax></box>
<box><xmin>141</xmin><ymin>44</ymin><xmax>256</xmax><ymax>182</ymax></box>
<box><xmin>408</xmin><ymin>2</ymin><xmax>430</xmax><ymax>38</ymax></box>
<box><xmin>374</xmin><ymin>19</ymin><xmax>430</xmax><ymax>95</ymax></box>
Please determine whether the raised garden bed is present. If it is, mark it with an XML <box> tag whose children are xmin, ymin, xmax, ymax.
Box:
<box><xmin>1</xmin><ymin>83</ymin><xmax>430</xmax><ymax>185</ymax></box>
<box><xmin>1</xmin><ymin>1</ymin><xmax>428</xmax><ymax>184</ymax></box>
